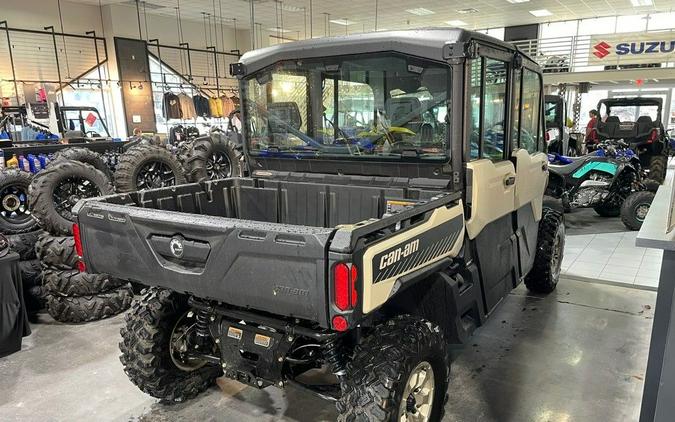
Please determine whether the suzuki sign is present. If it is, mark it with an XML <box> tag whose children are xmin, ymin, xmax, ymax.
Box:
<box><xmin>588</xmin><ymin>31</ymin><xmax>675</xmax><ymax>65</ymax></box>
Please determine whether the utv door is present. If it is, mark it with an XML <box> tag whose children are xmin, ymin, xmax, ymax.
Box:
<box><xmin>463</xmin><ymin>52</ymin><xmax>520</xmax><ymax>313</ymax></box>
<box><xmin>511</xmin><ymin>66</ymin><xmax>548</xmax><ymax>280</ymax></box>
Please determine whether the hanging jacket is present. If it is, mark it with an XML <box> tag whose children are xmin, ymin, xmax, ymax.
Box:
<box><xmin>208</xmin><ymin>97</ymin><xmax>223</xmax><ymax>118</ymax></box>
<box><xmin>193</xmin><ymin>95</ymin><xmax>211</xmax><ymax>117</ymax></box>
<box><xmin>220</xmin><ymin>96</ymin><xmax>236</xmax><ymax>117</ymax></box>
<box><xmin>163</xmin><ymin>92</ymin><xmax>182</xmax><ymax>119</ymax></box>
<box><xmin>178</xmin><ymin>93</ymin><xmax>196</xmax><ymax>120</ymax></box>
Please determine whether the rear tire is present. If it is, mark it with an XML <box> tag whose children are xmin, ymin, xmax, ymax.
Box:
<box><xmin>35</xmin><ymin>233</ymin><xmax>78</xmax><ymax>269</ymax></box>
<box><xmin>648</xmin><ymin>155</ymin><xmax>667</xmax><ymax>184</ymax></box>
<box><xmin>119</xmin><ymin>288</ymin><xmax>222</xmax><ymax>403</ymax></box>
<box><xmin>47</xmin><ymin>285</ymin><xmax>133</xmax><ymax>323</ymax></box>
<box><xmin>0</xmin><ymin>169</ymin><xmax>38</xmax><ymax>234</ymax></box>
<box><xmin>337</xmin><ymin>315</ymin><xmax>449</xmax><ymax>422</ymax></box>
<box><xmin>620</xmin><ymin>191</ymin><xmax>655</xmax><ymax>231</ymax></box>
<box><xmin>525</xmin><ymin>207</ymin><xmax>565</xmax><ymax>294</ymax></box>
<box><xmin>114</xmin><ymin>145</ymin><xmax>186</xmax><ymax>192</ymax></box>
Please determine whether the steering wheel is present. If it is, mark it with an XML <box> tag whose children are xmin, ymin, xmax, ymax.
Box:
<box><xmin>86</xmin><ymin>130</ymin><xmax>101</xmax><ymax>138</ymax></box>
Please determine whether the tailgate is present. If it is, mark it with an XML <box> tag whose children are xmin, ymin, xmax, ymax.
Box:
<box><xmin>76</xmin><ymin>201</ymin><xmax>334</xmax><ymax>324</ymax></box>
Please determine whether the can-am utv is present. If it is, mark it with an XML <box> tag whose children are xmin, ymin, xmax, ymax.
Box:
<box><xmin>74</xmin><ymin>28</ymin><xmax>563</xmax><ymax>421</ymax></box>
<box><xmin>590</xmin><ymin>97</ymin><xmax>670</xmax><ymax>183</ymax></box>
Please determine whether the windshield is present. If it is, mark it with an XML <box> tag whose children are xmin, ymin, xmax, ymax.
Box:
<box><xmin>243</xmin><ymin>53</ymin><xmax>450</xmax><ymax>161</ymax></box>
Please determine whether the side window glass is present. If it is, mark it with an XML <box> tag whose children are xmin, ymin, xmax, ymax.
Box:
<box><xmin>512</xmin><ymin>69</ymin><xmax>521</xmax><ymax>149</ymax></box>
<box><xmin>520</xmin><ymin>69</ymin><xmax>541</xmax><ymax>153</ymax></box>
<box><xmin>468</xmin><ymin>59</ymin><xmax>482</xmax><ymax>160</ymax></box>
<box><xmin>482</xmin><ymin>59</ymin><xmax>507</xmax><ymax>160</ymax></box>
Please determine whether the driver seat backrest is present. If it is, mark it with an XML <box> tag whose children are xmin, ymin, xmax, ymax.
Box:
<box><xmin>636</xmin><ymin>115</ymin><xmax>654</xmax><ymax>139</ymax></box>
<box><xmin>598</xmin><ymin>116</ymin><xmax>620</xmax><ymax>139</ymax></box>
<box><xmin>267</xmin><ymin>102</ymin><xmax>302</xmax><ymax>133</ymax></box>
<box><xmin>385</xmin><ymin>97</ymin><xmax>422</xmax><ymax>127</ymax></box>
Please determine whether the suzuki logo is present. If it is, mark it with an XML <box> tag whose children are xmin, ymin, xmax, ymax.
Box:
<box><xmin>169</xmin><ymin>237</ymin><xmax>184</xmax><ymax>258</ymax></box>
<box><xmin>593</xmin><ymin>41</ymin><xmax>611</xmax><ymax>59</ymax></box>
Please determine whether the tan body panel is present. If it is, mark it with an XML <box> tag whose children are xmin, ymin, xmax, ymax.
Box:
<box><xmin>361</xmin><ymin>203</ymin><xmax>465</xmax><ymax>314</ymax></box>
<box><xmin>465</xmin><ymin>159</ymin><xmax>516</xmax><ymax>239</ymax></box>
<box><xmin>512</xmin><ymin>149</ymin><xmax>549</xmax><ymax>222</ymax></box>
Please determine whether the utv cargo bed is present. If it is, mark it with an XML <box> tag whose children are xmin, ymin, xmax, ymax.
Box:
<box><xmin>74</xmin><ymin>173</ymin><xmax>454</xmax><ymax>324</ymax></box>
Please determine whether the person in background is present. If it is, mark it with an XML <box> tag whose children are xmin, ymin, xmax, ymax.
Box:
<box><xmin>585</xmin><ymin>109</ymin><xmax>599</xmax><ymax>142</ymax></box>
<box><xmin>132</xmin><ymin>127</ymin><xmax>142</xmax><ymax>137</ymax></box>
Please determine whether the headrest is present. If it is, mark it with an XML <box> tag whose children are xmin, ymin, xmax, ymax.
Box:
<box><xmin>606</xmin><ymin>116</ymin><xmax>620</xmax><ymax>123</ymax></box>
<box><xmin>268</xmin><ymin>102</ymin><xmax>302</xmax><ymax>132</ymax></box>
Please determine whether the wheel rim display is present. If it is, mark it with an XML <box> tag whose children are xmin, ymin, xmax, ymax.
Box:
<box><xmin>169</xmin><ymin>312</ymin><xmax>207</xmax><ymax>372</ymax></box>
<box><xmin>136</xmin><ymin>161</ymin><xmax>177</xmax><ymax>190</ymax></box>
<box><xmin>0</xmin><ymin>185</ymin><xmax>31</xmax><ymax>225</ymax></box>
<box><xmin>52</xmin><ymin>176</ymin><xmax>102</xmax><ymax>222</ymax></box>
<box><xmin>399</xmin><ymin>361</ymin><xmax>435</xmax><ymax>422</ymax></box>
<box><xmin>635</xmin><ymin>203</ymin><xmax>650</xmax><ymax>222</ymax></box>
<box><xmin>206</xmin><ymin>151</ymin><xmax>232</xmax><ymax>179</ymax></box>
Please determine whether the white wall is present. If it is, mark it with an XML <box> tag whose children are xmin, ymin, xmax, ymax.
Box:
<box><xmin>1</xmin><ymin>0</ymin><xmax>104</xmax><ymax>34</ymax></box>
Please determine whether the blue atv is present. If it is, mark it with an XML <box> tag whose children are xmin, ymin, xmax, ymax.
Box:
<box><xmin>546</xmin><ymin>140</ymin><xmax>656</xmax><ymax>230</ymax></box>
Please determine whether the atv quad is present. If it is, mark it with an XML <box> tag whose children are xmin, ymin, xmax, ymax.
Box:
<box><xmin>75</xmin><ymin>29</ymin><xmax>563</xmax><ymax>421</ymax></box>
<box><xmin>590</xmin><ymin>97</ymin><xmax>670</xmax><ymax>183</ymax></box>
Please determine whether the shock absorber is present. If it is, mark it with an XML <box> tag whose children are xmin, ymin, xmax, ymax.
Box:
<box><xmin>323</xmin><ymin>337</ymin><xmax>346</xmax><ymax>377</ymax></box>
<box><xmin>194</xmin><ymin>309</ymin><xmax>212</xmax><ymax>349</ymax></box>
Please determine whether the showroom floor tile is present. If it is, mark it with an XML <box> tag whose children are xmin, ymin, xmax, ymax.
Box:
<box><xmin>562</xmin><ymin>231</ymin><xmax>663</xmax><ymax>290</ymax></box>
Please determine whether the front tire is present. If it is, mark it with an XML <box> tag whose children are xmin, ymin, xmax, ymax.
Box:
<box><xmin>119</xmin><ymin>288</ymin><xmax>221</xmax><ymax>403</ymax></box>
<box><xmin>337</xmin><ymin>315</ymin><xmax>449</xmax><ymax>422</ymax></box>
<box><xmin>648</xmin><ymin>155</ymin><xmax>667</xmax><ymax>184</ymax></box>
<box><xmin>525</xmin><ymin>207</ymin><xmax>565</xmax><ymax>294</ymax></box>
<box><xmin>620</xmin><ymin>191</ymin><xmax>655</xmax><ymax>231</ymax></box>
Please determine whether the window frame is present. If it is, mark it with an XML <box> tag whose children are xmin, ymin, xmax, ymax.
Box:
<box><xmin>518</xmin><ymin>66</ymin><xmax>544</xmax><ymax>153</ymax></box>
<box><xmin>464</xmin><ymin>45</ymin><xmax>514</xmax><ymax>162</ymax></box>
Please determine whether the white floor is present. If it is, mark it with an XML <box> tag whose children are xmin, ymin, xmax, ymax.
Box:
<box><xmin>562</xmin><ymin>156</ymin><xmax>674</xmax><ymax>290</ymax></box>
<box><xmin>562</xmin><ymin>231</ymin><xmax>663</xmax><ymax>290</ymax></box>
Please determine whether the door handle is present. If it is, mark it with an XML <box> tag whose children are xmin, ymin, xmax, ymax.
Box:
<box><xmin>504</xmin><ymin>175</ymin><xmax>516</xmax><ymax>186</ymax></box>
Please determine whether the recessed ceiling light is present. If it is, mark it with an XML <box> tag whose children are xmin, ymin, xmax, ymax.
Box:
<box><xmin>529</xmin><ymin>9</ymin><xmax>553</xmax><ymax>17</ymax></box>
<box><xmin>506</xmin><ymin>0</ymin><xmax>530</xmax><ymax>3</ymax></box>
<box><xmin>630</xmin><ymin>0</ymin><xmax>652</xmax><ymax>6</ymax></box>
<box><xmin>446</xmin><ymin>20</ymin><xmax>468</xmax><ymax>26</ymax></box>
<box><xmin>330</xmin><ymin>19</ymin><xmax>355</xmax><ymax>26</ymax></box>
<box><xmin>456</xmin><ymin>8</ymin><xmax>479</xmax><ymax>14</ymax></box>
<box><xmin>405</xmin><ymin>8</ymin><xmax>435</xmax><ymax>16</ymax></box>
<box><xmin>267</xmin><ymin>27</ymin><xmax>292</xmax><ymax>33</ymax></box>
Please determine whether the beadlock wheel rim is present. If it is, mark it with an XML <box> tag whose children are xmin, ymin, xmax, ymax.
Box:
<box><xmin>206</xmin><ymin>151</ymin><xmax>232</xmax><ymax>179</ymax></box>
<box><xmin>136</xmin><ymin>161</ymin><xmax>177</xmax><ymax>190</ymax></box>
<box><xmin>635</xmin><ymin>203</ymin><xmax>650</xmax><ymax>222</ymax></box>
<box><xmin>52</xmin><ymin>176</ymin><xmax>101</xmax><ymax>222</ymax></box>
<box><xmin>551</xmin><ymin>225</ymin><xmax>564</xmax><ymax>280</ymax></box>
<box><xmin>0</xmin><ymin>186</ymin><xmax>30</xmax><ymax>223</ymax></box>
<box><xmin>399</xmin><ymin>361</ymin><xmax>435</xmax><ymax>422</ymax></box>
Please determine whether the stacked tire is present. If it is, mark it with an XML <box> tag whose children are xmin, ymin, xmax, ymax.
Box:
<box><xmin>0</xmin><ymin>169</ymin><xmax>45</xmax><ymax>317</ymax></box>
<box><xmin>36</xmin><ymin>233</ymin><xmax>132</xmax><ymax>323</ymax></box>
<box><xmin>180</xmin><ymin>132</ymin><xmax>243</xmax><ymax>182</ymax></box>
<box><xmin>28</xmin><ymin>151</ymin><xmax>133</xmax><ymax>323</ymax></box>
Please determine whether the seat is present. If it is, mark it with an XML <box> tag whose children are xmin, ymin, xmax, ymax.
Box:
<box><xmin>548</xmin><ymin>155</ymin><xmax>592</xmax><ymax>176</ymax></box>
<box><xmin>636</xmin><ymin>115</ymin><xmax>654</xmax><ymax>140</ymax></box>
<box><xmin>385</xmin><ymin>97</ymin><xmax>422</xmax><ymax>131</ymax></box>
<box><xmin>596</xmin><ymin>116</ymin><xmax>620</xmax><ymax>139</ymax></box>
<box><xmin>267</xmin><ymin>102</ymin><xmax>302</xmax><ymax>133</ymax></box>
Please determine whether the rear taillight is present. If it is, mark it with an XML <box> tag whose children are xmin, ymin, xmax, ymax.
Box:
<box><xmin>333</xmin><ymin>262</ymin><xmax>358</xmax><ymax>312</ymax></box>
<box><xmin>72</xmin><ymin>223</ymin><xmax>86</xmax><ymax>272</ymax></box>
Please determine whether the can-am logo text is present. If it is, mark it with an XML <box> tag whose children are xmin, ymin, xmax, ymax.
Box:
<box><xmin>593</xmin><ymin>41</ymin><xmax>611</xmax><ymax>59</ymax></box>
<box><xmin>593</xmin><ymin>39</ymin><xmax>675</xmax><ymax>59</ymax></box>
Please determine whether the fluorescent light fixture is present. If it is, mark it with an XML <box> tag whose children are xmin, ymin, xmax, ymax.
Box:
<box><xmin>529</xmin><ymin>9</ymin><xmax>553</xmax><ymax>17</ymax></box>
<box><xmin>280</xmin><ymin>4</ymin><xmax>305</xmax><ymax>12</ymax></box>
<box><xmin>446</xmin><ymin>20</ymin><xmax>468</xmax><ymax>26</ymax></box>
<box><xmin>406</xmin><ymin>8</ymin><xmax>435</xmax><ymax>16</ymax></box>
<box><xmin>330</xmin><ymin>19</ymin><xmax>355</xmax><ymax>26</ymax></box>
<box><xmin>630</xmin><ymin>0</ymin><xmax>652</xmax><ymax>6</ymax></box>
<box><xmin>267</xmin><ymin>27</ymin><xmax>292</xmax><ymax>33</ymax></box>
<box><xmin>456</xmin><ymin>8</ymin><xmax>479</xmax><ymax>14</ymax></box>
<box><xmin>506</xmin><ymin>0</ymin><xmax>530</xmax><ymax>3</ymax></box>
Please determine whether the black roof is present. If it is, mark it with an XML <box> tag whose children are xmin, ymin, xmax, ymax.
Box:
<box><xmin>237</xmin><ymin>28</ymin><xmax>534</xmax><ymax>76</ymax></box>
<box><xmin>598</xmin><ymin>97</ymin><xmax>663</xmax><ymax>108</ymax></box>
